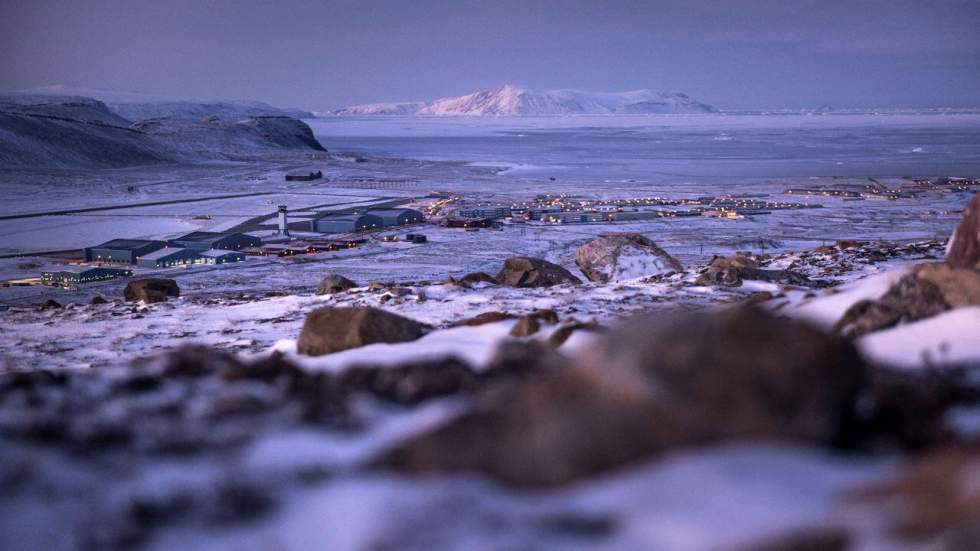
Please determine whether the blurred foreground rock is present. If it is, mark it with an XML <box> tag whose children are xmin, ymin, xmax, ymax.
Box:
<box><xmin>835</xmin><ymin>263</ymin><xmax>980</xmax><ymax>337</ymax></box>
<box><xmin>946</xmin><ymin>192</ymin><xmax>980</xmax><ymax>269</ymax></box>
<box><xmin>378</xmin><ymin>307</ymin><xmax>865</xmax><ymax>486</ymax></box>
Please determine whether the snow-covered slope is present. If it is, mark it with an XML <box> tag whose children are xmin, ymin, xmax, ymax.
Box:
<box><xmin>0</xmin><ymin>94</ymin><xmax>175</xmax><ymax>168</ymax></box>
<box><xmin>336</xmin><ymin>85</ymin><xmax>715</xmax><ymax>116</ymax></box>
<box><xmin>0</xmin><ymin>93</ymin><xmax>325</xmax><ymax>168</ymax></box>
<box><xmin>24</xmin><ymin>85</ymin><xmax>314</xmax><ymax>121</ymax></box>
<box><xmin>134</xmin><ymin>115</ymin><xmax>326</xmax><ymax>158</ymax></box>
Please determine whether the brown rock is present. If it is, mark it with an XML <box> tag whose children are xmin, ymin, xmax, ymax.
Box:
<box><xmin>745</xmin><ymin>291</ymin><xmax>774</xmax><ymax>305</ymax></box>
<box><xmin>124</xmin><ymin>278</ymin><xmax>179</xmax><ymax>303</ymax></box>
<box><xmin>496</xmin><ymin>257</ymin><xmax>581</xmax><ymax>288</ymax></box>
<box><xmin>710</xmin><ymin>252</ymin><xmax>760</xmax><ymax>269</ymax></box>
<box><xmin>696</xmin><ymin>265</ymin><xmax>811</xmax><ymax>288</ymax></box>
<box><xmin>529</xmin><ymin>309</ymin><xmax>560</xmax><ymax>325</ymax></box>
<box><xmin>728</xmin><ymin>527</ymin><xmax>851</xmax><ymax>551</ymax></box>
<box><xmin>575</xmin><ymin>233</ymin><xmax>682</xmax><ymax>283</ymax></box>
<box><xmin>915</xmin><ymin>263</ymin><xmax>980</xmax><ymax>307</ymax></box>
<box><xmin>946</xmin><ymin>193</ymin><xmax>980</xmax><ymax>269</ymax></box>
<box><xmin>836</xmin><ymin>240</ymin><xmax>861</xmax><ymax>250</ymax></box>
<box><xmin>455</xmin><ymin>272</ymin><xmax>500</xmax><ymax>288</ymax></box>
<box><xmin>315</xmin><ymin>274</ymin><xmax>357</xmax><ymax>295</ymax></box>
<box><xmin>89</xmin><ymin>295</ymin><xmax>108</xmax><ymax>305</ymax></box>
<box><xmin>548</xmin><ymin>319</ymin><xmax>605</xmax><ymax>348</ymax></box>
<box><xmin>297</xmin><ymin>307</ymin><xmax>425</xmax><ymax>356</ymax></box>
<box><xmin>39</xmin><ymin>299</ymin><xmax>62</xmax><ymax>310</ymax></box>
<box><xmin>851</xmin><ymin>447</ymin><xmax>980</xmax><ymax>545</ymax></box>
<box><xmin>379</xmin><ymin>307</ymin><xmax>862</xmax><ymax>487</ymax></box>
<box><xmin>454</xmin><ymin>311</ymin><xmax>515</xmax><ymax>327</ymax></box>
<box><xmin>586</xmin><ymin>306</ymin><xmax>864</xmax><ymax>445</ymax></box>
<box><xmin>509</xmin><ymin>315</ymin><xmax>541</xmax><ymax>337</ymax></box>
<box><xmin>834</xmin><ymin>263</ymin><xmax>980</xmax><ymax>337</ymax></box>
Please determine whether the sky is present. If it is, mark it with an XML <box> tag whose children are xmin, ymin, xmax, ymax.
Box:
<box><xmin>1</xmin><ymin>0</ymin><xmax>979</xmax><ymax>111</ymax></box>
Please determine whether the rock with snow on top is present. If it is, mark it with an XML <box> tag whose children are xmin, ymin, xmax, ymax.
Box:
<box><xmin>496</xmin><ymin>257</ymin><xmax>581</xmax><ymax>288</ymax></box>
<box><xmin>315</xmin><ymin>274</ymin><xmax>357</xmax><ymax>295</ymax></box>
<box><xmin>575</xmin><ymin>233</ymin><xmax>682</xmax><ymax>283</ymax></box>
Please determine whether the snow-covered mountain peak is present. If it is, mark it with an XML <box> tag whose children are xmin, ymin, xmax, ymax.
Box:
<box><xmin>336</xmin><ymin>85</ymin><xmax>715</xmax><ymax>116</ymax></box>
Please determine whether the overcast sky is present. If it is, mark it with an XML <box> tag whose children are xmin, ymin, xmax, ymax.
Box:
<box><xmin>2</xmin><ymin>0</ymin><xmax>979</xmax><ymax>111</ymax></box>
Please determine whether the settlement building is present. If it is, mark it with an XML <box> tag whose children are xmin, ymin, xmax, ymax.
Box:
<box><xmin>84</xmin><ymin>239</ymin><xmax>167</xmax><ymax>264</ymax></box>
<box><xmin>446</xmin><ymin>217</ymin><xmax>494</xmax><ymax>228</ymax></box>
<box><xmin>456</xmin><ymin>205</ymin><xmax>512</xmax><ymax>219</ymax></box>
<box><xmin>366</xmin><ymin>208</ymin><xmax>425</xmax><ymax>227</ymax></box>
<box><xmin>42</xmin><ymin>267</ymin><xmax>133</xmax><ymax>287</ymax></box>
<box><xmin>169</xmin><ymin>232</ymin><xmax>262</xmax><ymax>251</ymax></box>
<box><xmin>136</xmin><ymin>247</ymin><xmax>204</xmax><ymax>269</ymax></box>
<box><xmin>310</xmin><ymin>213</ymin><xmax>383</xmax><ymax>234</ymax></box>
<box><xmin>198</xmin><ymin>249</ymin><xmax>247</xmax><ymax>264</ymax></box>
<box><xmin>285</xmin><ymin>170</ymin><xmax>323</xmax><ymax>181</ymax></box>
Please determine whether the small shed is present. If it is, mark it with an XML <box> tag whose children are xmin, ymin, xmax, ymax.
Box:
<box><xmin>137</xmin><ymin>247</ymin><xmax>204</xmax><ymax>268</ymax></box>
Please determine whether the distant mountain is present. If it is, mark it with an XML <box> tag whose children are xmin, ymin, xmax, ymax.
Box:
<box><xmin>335</xmin><ymin>84</ymin><xmax>715</xmax><ymax>116</ymax></box>
<box><xmin>0</xmin><ymin>93</ymin><xmax>324</xmax><ymax>169</ymax></box>
<box><xmin>332</xmin><ymin>101</ymin><xmax>427</xmax><ymax>116</ymax></box>
<box><xmin>23</xmin><ymin>85</ymin><xmax>314</xmax><ymax>121</ymax></box>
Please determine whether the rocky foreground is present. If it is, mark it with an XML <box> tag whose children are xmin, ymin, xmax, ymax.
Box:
<box><xmin>1</xmin><ymin>196</ymin><xmax>980</xmax><ymax>550</ymax></box>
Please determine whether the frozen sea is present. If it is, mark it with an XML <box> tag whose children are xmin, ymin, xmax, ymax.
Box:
<box><xmin>307</xmin><ymin>113</ymin><xmax>980</xmax><ymax>183</ymax></box>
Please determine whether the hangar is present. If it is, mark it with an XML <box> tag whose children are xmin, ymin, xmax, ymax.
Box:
<box><xmin>310</xmin><ymin>213</ymin><xmax>383</xmax><ymax>234</ymax></box>
<box><xmin>84</xmin><ymin>239</ymin><xmax>167</xmax><ymax>264</ymax></box>
<box><xmin>169</xmin><ymin>232</ymin><xmax>262</xmax><ymax>251</ymax></box>
<box><xmin>136</xmin><ymin>247</ymin><xmax>204</xmax><ymax>269</ymax></box>
<box><xmin>366</xmin><ymin>208</ymin><xmax>425</xmax><ymax>227</ymax></box>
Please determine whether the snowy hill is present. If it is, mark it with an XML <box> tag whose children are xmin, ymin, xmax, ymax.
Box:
<box><xmin>134</xmin><ymin>115</ymin><xmax>326</xmax><ymax>159</ymax></box>
<box><xmin>336</xmin><ymin>84</ymin><xmax>715</xmax><ymax>116</ymax></box>
<box><xmin>0</xmin><ymin>94</ymin><xmax>175</xmax><ymax>168</ymax></box>
<box><xmin>24</xmin><ymin>85</ymin><xmax>314</xmax><ymax>121</ymax></box>
<box><xmin>0</xmin><ymin>93</ymin><xmax>324</xmax><ymax>168</ymax></box>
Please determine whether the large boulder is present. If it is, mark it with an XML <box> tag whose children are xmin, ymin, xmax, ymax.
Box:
<box><xmin>124</xmin><ymin>278</ymin><xmax>179</xmax><ymax>303</ymax></box>
<box><xmin>946</xmin><ymin>193</ymin><xmax>980</xmax><ymax>269</ymax></box>
<box><xmin>575</xmin><ymin>233</ymin><xmax>683</xmax><ymax>283</ymax></box>
<box><xmin>315</xmin><ymin>274</ymin><xmax>357</xmax><ymax>295</ymax></box>
<box><xmin>835</xmin><ymin>263</ymin><xmax>980</xmax><ymax>337</ymax></box>
<box><xmin>297</xmin><ymin>306</ymin><xmax>425</xmax><ymax>356</ymax></box>
<box><xmin>496</xmin><ymin>257</ymin><xmax>581</xmax><ymax>288</ymax></box>
<box><xmin>378</xmin><ymin>307</ymin><xmax>863</xmax><ymax>487</ymax></box>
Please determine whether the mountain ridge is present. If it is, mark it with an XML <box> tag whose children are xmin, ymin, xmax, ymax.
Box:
<box><xmin>335</xmin><ymin>84</ymin><xmax>715</xmax><ymax>116</ymax></box>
